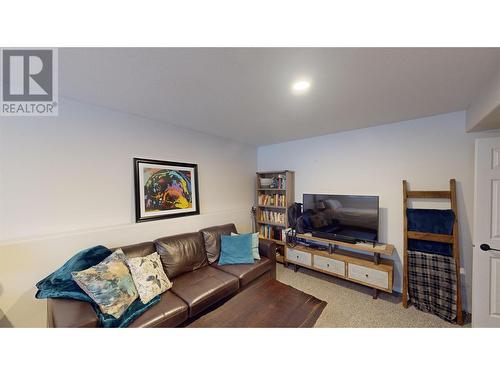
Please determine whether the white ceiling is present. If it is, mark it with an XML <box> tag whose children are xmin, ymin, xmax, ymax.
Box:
<box><xmin>60</xmin><ymin>48</ymin><xmax>500</xmax><ymax>146</ymax></box>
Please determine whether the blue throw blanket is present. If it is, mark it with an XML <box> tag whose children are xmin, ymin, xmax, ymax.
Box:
<box><xmin>406</xmin><ymin>208</ymin><xmax>454</xmax><ymax>257</ymax></box>
<box><xmin>35</xmin><ymin>245</ymin><xmax>160</xmax><ymax>328</ymax></box>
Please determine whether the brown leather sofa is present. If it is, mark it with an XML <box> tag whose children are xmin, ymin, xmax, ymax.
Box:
<box><xmin>47</xmin><ymin>223</ymin><xmax>278</xmax><ymax>328</ymax></box>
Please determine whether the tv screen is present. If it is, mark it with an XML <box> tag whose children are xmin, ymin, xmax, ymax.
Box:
<box><xmin>302</xmin><ymin>194</ymin><xmax>379</xmax><ymax>242</ymax></box>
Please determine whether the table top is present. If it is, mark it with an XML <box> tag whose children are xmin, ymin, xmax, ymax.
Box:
<box><xmin>187</xmin><ymin>279</ymin><xmax>327</xmax><ymax>328</ymax></box>
<box><xmin>295</xmin><ymin>233</ymin><xmax>394</xmax><ymax>256</ymax></box>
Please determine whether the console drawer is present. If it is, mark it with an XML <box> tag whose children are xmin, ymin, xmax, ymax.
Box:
<box><xmin>313</xmin><ymin>255</ymin><xmax>345</xmax><ymax>276</ymax></box>
<box><xmin>348</xmin><ymin>263</ymin><xmax>389</xmax><ymax>290</ymax></box>
<box><xmin>286</xmin><ymin>248</ymin><xmax>312</xmax><ymax>266</ymax></box>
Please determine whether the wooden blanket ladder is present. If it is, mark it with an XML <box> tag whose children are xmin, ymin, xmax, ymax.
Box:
<box><xmin>402</xmin><ymin>179</ymin><xmax>463</xmax><ymax>325</ymax></box>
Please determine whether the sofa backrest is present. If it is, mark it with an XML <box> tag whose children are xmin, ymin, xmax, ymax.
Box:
<box><xmin>117</xmin><ymin>242</ymin><xmax>156</xmax><ymax>258</ymax></box>
<box><xmin>155</xmin><ymin>232</ymin><xmax>208</xmax><ymax>279</ymax></box>
<box><xmin>199</xmin><ymin>223</ymin><xmax>237</xmax><ymax>264</ymax></box>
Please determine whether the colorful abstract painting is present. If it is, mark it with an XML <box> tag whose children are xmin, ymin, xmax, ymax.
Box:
<box><xmin>144</xmin><ymin>168</ymin><xmax>192</xmax><ymax>211</ymax></box>
<box><xmin>134</xmin><ymin>159</ymin><xmax>199</xmax><ymax>222</ymax></box>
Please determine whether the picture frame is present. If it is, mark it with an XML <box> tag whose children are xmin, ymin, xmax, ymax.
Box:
<box><xmin>134</xmin><ymin>158</ymin><xmax>200</xmax><ymax>222</ymax></box>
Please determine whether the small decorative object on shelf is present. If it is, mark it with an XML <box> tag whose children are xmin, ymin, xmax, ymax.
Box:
<box><xmin>256</xmin><ymin>170</ymin><xmax>294</xmax><ymax>263</ymax></box>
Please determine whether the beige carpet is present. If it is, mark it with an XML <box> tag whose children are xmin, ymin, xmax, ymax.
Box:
<box><xmin>277</xmin><ymin>264</ymin><xmax>470</xmax><ymax>328</ymax></box>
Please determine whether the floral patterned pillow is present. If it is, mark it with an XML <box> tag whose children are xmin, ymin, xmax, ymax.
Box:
<box><xmin>126</xmin><ymin>252</ymin><xmax>172</xmax><ymax>304</ymax></box>
<box><xmin>72</xmin><ymin>249</ymin><xmax>138</xmax><ymax>319</ymax></box>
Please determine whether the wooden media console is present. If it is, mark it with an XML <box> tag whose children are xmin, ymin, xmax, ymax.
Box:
<box><xmin>285</xmin><ymin>233</ymin><xmax>395</xmax><ymax>298</ymax></box>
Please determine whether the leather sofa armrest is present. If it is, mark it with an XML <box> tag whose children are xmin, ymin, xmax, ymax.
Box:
<box><xmin>258</xmin><ymin>239</ymin><xmax>278</xmax><ymax>279</ymax></box>
<box><xmin>258</xmin><ymin>238</ymin><xmax>278</xmax><ymax>261</ymax></box>
<box><xmin>47</xmin><ymin>298</ymin><xmax>99</xmax><ymax>328</ymax></box>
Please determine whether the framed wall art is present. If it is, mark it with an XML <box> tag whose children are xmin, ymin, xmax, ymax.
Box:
<box><xmin>134</xmin><ymin>158</ymin><xmax>200</xmax><ymax>222</ymax></box>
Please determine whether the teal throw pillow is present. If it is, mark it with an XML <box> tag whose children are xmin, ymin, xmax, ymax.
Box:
<box><xmin>231</xmin><ymin>232</ymin><xmax>260</xmax><ymax>260</ymax></box>
<box><xmin>219</xmin><ymin>233</ymin><xmax>254</xmax><ymax>265</ymax></box>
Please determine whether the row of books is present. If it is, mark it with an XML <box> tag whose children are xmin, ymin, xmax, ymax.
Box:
<box><xmin>258</xmin><ymin>193</ymin><xmax>286</xmax><ymax>207</ymax></box>
<box><xmin>259</xmin><ymin>210</ymin><xmax>285</xmax><ymax>224</ymax></box>
<box><xmin>259</xmin><ymin>225</ymin><xmax>287</xmax><ymax>242</ymax></box>
<box><xmin>274</xmin><ymin>174</ymin><xmax>286</xmax><ymax>189</ymax></box>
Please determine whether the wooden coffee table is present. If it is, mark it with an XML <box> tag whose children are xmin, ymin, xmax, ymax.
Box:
<box><xmin>187</xmin><ymin>279</ymin><xmax>327</xmax><ymax>328</ymax></box>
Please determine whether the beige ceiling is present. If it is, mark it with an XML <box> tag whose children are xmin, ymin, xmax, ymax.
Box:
<box><xmin>60</xmin><ymin>48</ymin><xmax>500</xmax><ymax>146</ymax></box>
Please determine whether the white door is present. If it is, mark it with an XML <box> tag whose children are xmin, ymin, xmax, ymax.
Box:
<box><xmin>473</xmin><ymin>137</ymin><xmax>500</xmax><ymax>327</ymax></box>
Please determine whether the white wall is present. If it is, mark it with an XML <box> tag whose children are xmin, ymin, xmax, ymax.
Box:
<box><xmin>258</xmin><ymin>111</ymin><xmax>500</xmax><ymax>312</ymax></box>
<box><xmin>0</xmin><ymin>99</ymin><xmax>256</xmax><ymax>327</ymax></box>
<box><xmin>467</xmin><ymin>66</ymin><xmax>500</xmax><ymax>132</ymax></box>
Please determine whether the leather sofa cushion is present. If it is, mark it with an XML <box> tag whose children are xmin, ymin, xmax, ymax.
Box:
<box><xmin>200</xmin><ymin>223</ymin><xmax>237</xmax><ymax>264</ymax></box>
<box><xmin>212</xmin><ymin>257</ymin><xmax>271</xmax><ymax>288</ymax></box>
<box><xmin>155</xmin><ymin>232</ymin><xmax>208</xmax><ymax>279</ymax></box>
<box><xmin>128</xmin><ymin>291</ymin><xmax>188</xmax><ymax>328</ymax></box>
<box><xmin>116</xmin><ymin>242</ymin><xmax>155</xmax><ymax>258</ymax></box>
<box><xmin>170</xmin><ymin>266</ymin><xmax>239</xmax><ymax>317</ymax></box>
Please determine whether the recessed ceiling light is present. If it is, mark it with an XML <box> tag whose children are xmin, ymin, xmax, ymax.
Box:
<box><xmin>291</xmin><ymin>80</ymin><xmax>311</xmax><ymax>95</ymax></box>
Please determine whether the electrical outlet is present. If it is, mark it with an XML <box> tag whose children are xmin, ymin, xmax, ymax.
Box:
<box><xmin>460</xmin><ymin>267</ymin><xmax>466</xmax><ymax>275</ymax></box>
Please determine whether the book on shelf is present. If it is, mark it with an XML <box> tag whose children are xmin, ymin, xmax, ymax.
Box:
<box><xmin>276</xmin><ymin>174</ymin><xmax>286</xmax><ymax>189</ymax></box>
<box><xmin>259</xmin><ymin>209</ymin><xmax>285</xmax><ymax>224</ymax></box>
<box><xmin>259</xmin><ymin>225</ymin><xmax>288</xmax><ymax>242</ymax></box>
<box><xmin>258</xmin><ymin>193</ymin><xmax>286</xmax><ymax>207</ymax></box>
<box><xmin>261</xmin><ymin>174</ymin><xmax>287</xmax><ymax>189</ymax></box>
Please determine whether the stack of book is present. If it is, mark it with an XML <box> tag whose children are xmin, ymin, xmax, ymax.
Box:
<box><xmin>273</xmin><ymin>174</ymin><xmax>286</xmax><ymax>189</ymax></box>
<box><xmin>258</xmin><ymin>193</ymin><xmax>286</xmax><ymax>207</ymax></box>
<box><xmin>259</xmin><ymin>226</ymin><xmax>288</xmax><ymax>242</ymax></box>
<box><xmin>262</xmin><ymin>174</ymin><xmax>287</xmax><ymax>189</ymax></box>
<box><xmin>259</xmin><ymin>210</ymin><xmax>285</xmax><ymax>224</ymax></box>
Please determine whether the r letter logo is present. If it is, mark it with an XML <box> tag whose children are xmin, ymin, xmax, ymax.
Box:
<box><xmin>1</xmin><ymin>48</ymin><xmax>58</xmax><ymax>116</ymax></box>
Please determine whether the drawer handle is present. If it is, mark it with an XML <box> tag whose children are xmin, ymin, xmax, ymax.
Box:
<box><xmin>296</xmin><ymin>255</ymin><xmax>299</xmax><ymax>259</ymax></box>
<box><xmin>327</xmin><ymin>264</ymin><xmax>329</xmax><ymax>267</ymax></box>
<box><xmin>365</xmin><ymin>274</ymin><xmax>369</xmax><ymax>278</ymax></box>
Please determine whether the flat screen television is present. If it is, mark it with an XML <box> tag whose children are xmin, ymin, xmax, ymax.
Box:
<box><xmin>302</xmin><ymin>194</ymin><xmax>379</xmax><ymax>243</ymax></box>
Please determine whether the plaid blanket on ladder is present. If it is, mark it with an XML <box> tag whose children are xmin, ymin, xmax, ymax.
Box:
<box><xmin>408</xmin><ymin>250</ymin><xmax>457</xmax><ymax>322</ymax></box>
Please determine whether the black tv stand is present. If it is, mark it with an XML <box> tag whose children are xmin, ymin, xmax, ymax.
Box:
<box><xmin>312</xmin><ymin>231</ymin><xmax>357</xmax><ymax>244</ymax></box>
